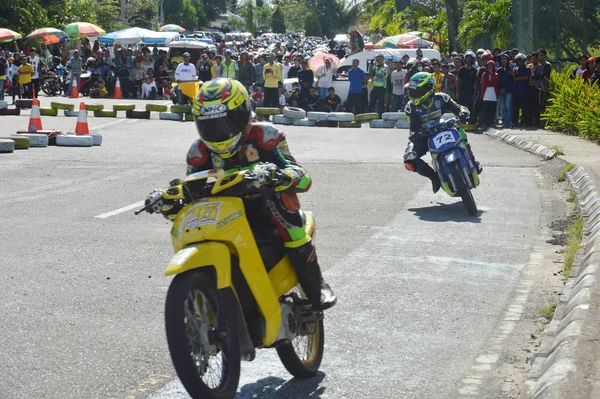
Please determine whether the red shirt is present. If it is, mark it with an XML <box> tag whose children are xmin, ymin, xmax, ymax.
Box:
<box><xmin>480</xmin><ymin>70</ymin><xmax>499</xmax><ymax>100</ymax></box>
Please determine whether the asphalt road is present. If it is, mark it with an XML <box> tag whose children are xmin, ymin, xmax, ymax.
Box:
<box><xmin>0</xmin><ymin>104</ymin><xmax>553</xmax><ymax>399</ymax></box>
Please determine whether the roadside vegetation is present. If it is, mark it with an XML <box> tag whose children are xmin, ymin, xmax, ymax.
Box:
<box><xmin>543</xmin><ymin>71</ymin><xmax>600</xmax><ymax>142</ymax></box>
<box><xmin>563</xmin><ymin>213</ymin><xmax>584</xmax><ymax>278</ymax></box>
<box><xmin>557</xmin><ymin>163</ymin><xmax>576</xmax><ymax>182</ymax></box>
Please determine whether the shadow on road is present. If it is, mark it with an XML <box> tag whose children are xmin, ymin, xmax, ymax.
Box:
<box><xmin>237</xmin><ymin>371</ymin><xmax>326</xmax><ymax>399</ymax></box>
<box><xmin>407</xmin><ymin>202</ymin><xmax>484</xmax><ymax>223</ymax></box>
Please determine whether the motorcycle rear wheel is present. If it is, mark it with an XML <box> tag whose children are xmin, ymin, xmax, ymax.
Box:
<box><xmin>276</xmin><ymin>289</ymin><xmax>324</xmax><ymax>378</ymax></box>
<box><xmin>41</xmin><ymin>81</ymin><xmax>56</xmax><ymax>97</ymax></box>
<box><xmin>165</xmin><ymin>270</ymin><xmax>240</xmax><ymax>399</ymax></box>
<box><xmin>450</xmin><ymin>162</ymin><xmax>478</xmax><ymax>216</ymax></box>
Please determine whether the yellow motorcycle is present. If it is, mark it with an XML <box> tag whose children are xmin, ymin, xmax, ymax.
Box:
<box><xmin>137</xmin><ymin>169</ymin><xmax>325</xmax><ymax>399</ymax></box>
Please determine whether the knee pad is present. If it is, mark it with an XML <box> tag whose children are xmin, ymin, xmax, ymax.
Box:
<box><xmin>403</xmin><ymin>143</ymin><xmax>418</xmax><ymax>172</ymax></box>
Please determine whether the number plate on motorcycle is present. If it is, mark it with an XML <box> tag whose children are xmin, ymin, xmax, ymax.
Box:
<box><xmin>432</xmin><ymin>131</ymin><xmax>458</xmax><ymax>149</ymax></box>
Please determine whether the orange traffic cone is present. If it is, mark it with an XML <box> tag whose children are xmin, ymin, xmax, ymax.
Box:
<box><xmin>70</xmin><ymin>75</ymin><xmax>80</xmax><ymax>98</ymax></box>
<box><xmin>28</xmin><ymin>98</ymin><xmax>43</xmax><ymax>132</ymax></box>
<box><xmin>75</xmin><ymin>102</ymin><xmax>89</xmax><ymax>135</ymax></box>
<box><xmin>113</xmin><ymin>77</ymin><xmax>123</xmax><ymax>99</ymax></box>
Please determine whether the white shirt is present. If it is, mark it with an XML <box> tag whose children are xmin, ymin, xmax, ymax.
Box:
<box><xmin>30</xmin><ymin>56</ymin><xmax>40</xmax><ymax>79</ymax></box>
<box><xmin>283</xmin><ymin>64</ymin><xmax>292</xmax><ymax>79</ymax></box>
<box><xmin>483</xmin><ymin>87</ymin><xmax>497</xmax><ymax>101</ymax></box>
<box><xmin>316</xmin><ymin>65</ymin><xmax>334</xmax><ymax>88</ymax></box>
<box><xmin>576</xmin><ymin>67</ymin><xmax>585</xmax><ymax>77</ymax></box>
<box><xmin>391</xmin><ymin>69</ymin><xmax>407</xmax><ymax>95</ymax></box>
<box><xmin>141</xmin><ymin>81</ymin><xmax>157</xmax><ymax>98</ymax></box>
<box><xmin>279</xmin><ymin>94</ymin><xmax>286</xmax><ymax>107</ymax></box>
<box><xmin>175</xmin><ymin>62</ymin><xmax>197</xmax><ymax>81</ymax></box>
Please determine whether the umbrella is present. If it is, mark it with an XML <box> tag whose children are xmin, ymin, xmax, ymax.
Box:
<box><xmin>26</xmin><ymin>27</ymin><xmax>65</xmax><ymax>40</ymax></box>
<box><xmin>308</xmin><ymin>54</ymin><xmax>340</xmax><ymax>72</ymax></box>
<box><xmin>98</xmin><ymin>27</ymin><xmax>180</xmax><ymax>45</ymax></box>
<box><xmin>374</xmin><ymin>34</ymin><xmax>433</xmax><ymax>49</ymax></box>
<box><xmin>0</xmin><ymin>28</ymin><xmax>22</xmax><ymax>42</ymax></box>
<box><xmin>63</xmin><ymin>22</ymin><xmax>106</xmax><ymax>37</ymax></box>
<box><xmin>408</xmin><ymin>31</ymin><xmax>443</xmax><ymax>45</ymax></box>
<box><xmin>160</xmin><ymin>24</ymin><xmax>185</xmax><ymax>33</ymax></box>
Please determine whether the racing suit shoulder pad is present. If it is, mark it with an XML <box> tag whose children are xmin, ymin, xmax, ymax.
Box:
<box><xmin>186</xmin><ymin>138</ymin><xmax>210</xmax><ymax>167</ymax></box>
<box><xmin>248</xmin><ymin>123</ymin><xmax>285</xmax><ymax>151</ymax></box>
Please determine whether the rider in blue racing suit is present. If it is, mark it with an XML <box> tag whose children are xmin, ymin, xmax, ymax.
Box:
<box><xmin>403</xmin><ymin>72</ymin><xmax>483</xmax><ymax>193</ymax></box>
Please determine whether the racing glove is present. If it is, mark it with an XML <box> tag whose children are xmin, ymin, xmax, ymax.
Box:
<box><xmin>249</xmin><ymin>162</ymin><xmax>292</xmax><ymax>189</ymax></box>
<box><xmin>459</xmin><ymin>110</ymin><xmax>470</xmax><ymax>122</ymax></box>
<box><xmin>145</xmin><ymin>189</ymin><xmax>177</xmax><ymax>218</ymax></box>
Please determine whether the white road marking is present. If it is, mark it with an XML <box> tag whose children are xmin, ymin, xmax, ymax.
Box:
<box><xmin>95</xmin><ymin>200</ymin><xmax>145</xmax><ymax>219</ymax></box>
<box><xmin>90</xmin><ymin>118</ymin><xmax>136</xmax><ymax>130</ymax></box>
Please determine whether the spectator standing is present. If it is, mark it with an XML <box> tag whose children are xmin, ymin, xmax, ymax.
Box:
<box><xmin>18</xmin><ymin>57</ymin><xmax>34</xmax><ymax>99</ymax></box>
<box><xmin>29</xmin><ymin>48</ymin><xmax>41</xmax><ymax>98</ymax></box>
<box><xmin>512</xmin><ymin>53</ymin><xmax>533</xmax><ymax>126</ymax></box>
<box><xmin>453</xmin><ymin>57</ymin><xmax>463</xmax><ymax>75</ymax></box>
<box><xmin>8</xmin><ymin>55</ymin><xmax>21</xmax><ymax>103</ymax></box>
<box><xmin>155</xmin><ymin>64</ymin><xmax>170</xmax><ymax>97</ymax></box>
<box><xmin>297</xmin><ymin>60</ymin><xmax>314</xmax><ymax>103</ymax></box>
<box><xmin>441</xmin><ymin>63</ymin><xmax>458</xmax><ymax>100</ymax></box>
<box><xmin>211</xmin><ymin>55</ymin><xmax>223</xmax><ymax>78</ymax></box>
<box><xmin>221</xmin><ymin>50</ymin><xmax>236</xmax><ymax>79</ymax></box>
<box><xmin>170</xmin><ymin>49</ymin><xmax>183</xmax><ymax>65</ymax></box>
<box><xmin>415</xmin><ymin>48</ymin><xmax>424</xmax><ymax>62</ymax></box>
<box><xmin>432</xmin><ymin>60</ymin><xmax>444</xmax><ymax>92</ymax></box>
<box><xmin>323</xmin><ymin>87</ymin><xmax>342</xmax><ymax>112</ymax></box>
<box><xmin>368</xmin><ymin>54</ymin><xmax>389</xmax><ymax>116</ymax></box>
<box><xmin>532</xmin><ymin>48</ymin><xmax>552</xmax><ymax>127</ymax></box>
<box><xmin>236</xmin><ymin>51</ymin><xmax>254</xmax><ymax>89</ymax></box>
<box><xmin>316</xmin><ymin>58</ymin><xmax>335</xmax><ymax>100</ymax></box>
<box><xmin>480</xmin><ymin>60</ymin><xmax>499</xmax><ymax>128</ymax></box>
<box><xmin>278</xmin><ymin>84</ymin><xmax>287</xmax><ymax>112</ymax></box>
<box><xmin>390</xmin><ymin>60</ymin><xmax>406</xmax><ymax>112</ymax></box>
<box><xmin>287</xmin><ymin>57</ymin><xmax>301</xmax><ymax>78</ymax></box>
<box><xmin>174</xmin><ymin>52</ymin><xmax>197</xmax><ymax>104</ymax></box>
<box><xmin>497</xmin><ymin>53</ymin><xmax>513</xmax><ymax>128</ymax></box>
<box><xmin>66</xmin><ymin>50</ymin><xmax>83</xmax><ymax>96</ymax></box>
<box><xmin>196</xmin><ymin>52</ymin><xmax>213</xmax><ymax>82</ymax></box>
<box><xmin>262</xmin><ymin>54</ymin><xmax>281</xmax><ymax>108</ymax></box>
<box><xmin>582</xmin><ymin>57</ymin><xmax>595</xmax><ymax>82</ymax></box>
<box><xmin>570</xmin><ymin>54</ymin><xmax>589</xmax><ymax>79</ymax></box>
<box><xmin>591</xmin><ymin>61</ymin><xmax>600</xmax><ymax>87</ymax></box>
<box><xmin>153</xmin><ymin>50</ymin><xmax>169</xmax><ymax>75</ymax></box>
<box><xmin>458</xmin><ymin>51</ymin><xmax>477</xmax><ymax>111</ymax></box>
<box><xmin>282</xmin><ymin>55</ymin><xmax>293</xmax><ymax>80</ymax></box>
<box><xmin>254</xmin><ymin>55</ymin><xmax>264</xmax><ymax>87</ymax></box>
<box><xmin>0</xmin><ymin>57</ymin><xmax>5</xmax><ymax>101</ymax></box>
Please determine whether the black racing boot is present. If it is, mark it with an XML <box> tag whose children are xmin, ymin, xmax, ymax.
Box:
<box><xmin>419</xmin><ymin>164</ymin><xmax>442</xmax><ymax>193</ymax></box>
<box><xmin>287</xmin><ymin>241</ymin><xmax>337</xmax><ymax>310</ymax></box>
<box><xmin>466</xmin><ymin>144</ymin><xmax>483</xmax><ymax>174</ymax></box>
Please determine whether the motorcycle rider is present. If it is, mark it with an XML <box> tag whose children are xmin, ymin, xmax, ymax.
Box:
<box><xmin>148</xmin><ymin>78</ymin><xmax>337</xmax><ymax>310</ymax></box>
<box><xmin>403</xmin><ymin>72</ymin><xmax>483</xmax><ymax>193</ymax></box>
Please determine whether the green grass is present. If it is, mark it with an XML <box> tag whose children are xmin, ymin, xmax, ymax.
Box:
<box><xmin>558</xmin><ymin>163</ymin><xmax>577</xmax><ymax>182</ymax></box>
<box><xmin>551</xmin><ymin>145</ymin><xmax>565</xmax><ymax>156</ymax></box>
<box><xmin>537</xmin><ymin>302</ymin><xmax>558</xmax><ymax>320</ymax></box>
<box><xmin>564</xmin><ymin>215</ymin><xmax>584</xmax><ymax>278</ymax></box>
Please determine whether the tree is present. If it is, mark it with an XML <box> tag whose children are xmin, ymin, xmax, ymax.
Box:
<box><xmin>255</xmin><ymin>5</ymin><xmax>272</xmax><ymax>31</ymax></box>
<box><xmin>458</xmin><ymin>0</ymin><xmax>514</xmax><ymax>50</ymax></box>
<box><xmin>280</xmin><ymin>0</ymin><xmax>309</xmax><ymax>30</ymax></box>
<box><xmin>239</xmin><ymin>0</ymin><xmax>255</xmax><ymax>34</ymax></box>
<box><xmin>304</xmin><ymin>11</ymin><xmax>322</xmax><ymax>36</ymax></box>
<box><xmin>445</xmin><ymin>0</ymin><xmax>461</xmax><ymax>51</ymax></box>
<box><xmin>271</xmin><ymin>5</ymin><xmax>286</xmax><ymax>33</ymax></box>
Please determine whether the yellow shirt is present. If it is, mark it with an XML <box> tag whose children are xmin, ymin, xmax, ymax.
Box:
<box><xmin>433</xmin><ymin>72</ymin><xmax>444</xmax><ymax>92</ymax></box>
<box><xmin>18</xmin><ymin>64</ymin><xmax>34</xmax><ymax>85</ymax></box>
<box><xmin>171</xmin><ymin>56</ymin><xmax>184</xmax><ymax>65</ymax></box>
<box><xmin>263</xmin><ymin>62</ymin><xmax>281</xmax><ymax>88</ymax></box>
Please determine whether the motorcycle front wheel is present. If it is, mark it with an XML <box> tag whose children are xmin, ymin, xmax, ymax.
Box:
<box><xmin>165</xmin><ymin>270</ymin><xmax>240</xmax><ymax>399</ymax></box>
<box><xmin>41</xmin><ymin>81</ymin><xmax>56</xmax><ymax>96</ymax></box>
<box><xmin>450</xmin><ymin>162</ymin><xmax>478</xmax><ymax>216</ymax></box>
<box><xmin>276</xmin><ymin>289</ymin><xmax>324</xmax><ymax>378</ymax></box>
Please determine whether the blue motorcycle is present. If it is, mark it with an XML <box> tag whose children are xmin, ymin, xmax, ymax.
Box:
<box><xmin>410</xmin><ymin>117</ymin><xmax>481</xmax><ymax>216</ymax></box>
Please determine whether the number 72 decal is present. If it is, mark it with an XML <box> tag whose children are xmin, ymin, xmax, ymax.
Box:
<box><xmin>432</xmin><ymin>132</ymin><xmax>456</xmax><ymax>149</ymax></box>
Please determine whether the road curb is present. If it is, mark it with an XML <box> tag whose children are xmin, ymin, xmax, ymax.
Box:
<box><xmin>485</xmin><ymin>129</ymin><xmax>557</xmax><ymax>160</ymax></box>
<box><xmin>520</xmin><ymin>165</ymin><xmax>600</xmax><ymax>398</ymax></box>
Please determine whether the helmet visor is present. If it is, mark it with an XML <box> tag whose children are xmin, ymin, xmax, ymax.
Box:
<box><xmin>201</xmin><ymin>132</ymin><xmax>242</xmax><ymax>158</ymax></box>
<box><xmin>409</xmin><ymin>84</ymin><xmax>432</xmax><ymax>104</ymax></box>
